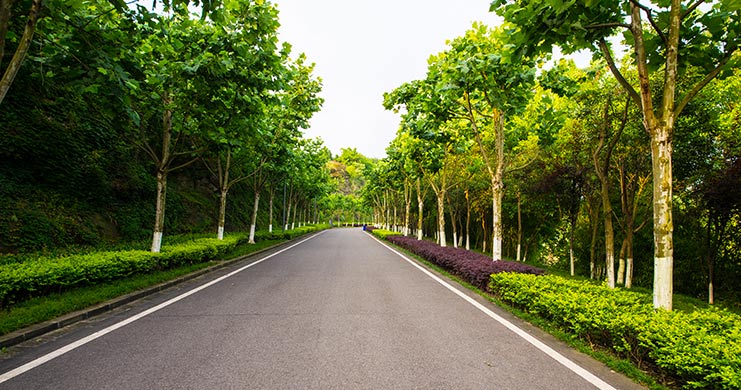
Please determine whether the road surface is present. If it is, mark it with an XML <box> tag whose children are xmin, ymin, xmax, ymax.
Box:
<box><xmin>0</xmin><ymin>228</ymin><xmax>644</xmax><ymax>389</ymax></box>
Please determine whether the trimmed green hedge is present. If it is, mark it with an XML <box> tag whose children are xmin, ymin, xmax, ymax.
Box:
<box><xmin>370</xmin><ymin>228</ymin><xmax>400</xmax><ymax>239</ymax></box>
<box><xmin>0</xmin><ymin>225</ymin><xmax>329</xmax><ymax>309</ymax></box>
<box><xmin>489</xmin><ymin>273</ymin><xmax>741</xmax><ymax>390</ymax></box>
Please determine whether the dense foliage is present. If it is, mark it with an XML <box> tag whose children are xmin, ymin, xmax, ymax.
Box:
<box><xmin>385</xmin><ymin>235</ymin><xmax>544</xmax><ymax>289</ymax></box>
<box><xmin>0</xmin><ymin>0</ymin><xmax>334</xmax><ymax>254</ymax></box>
<box><xmin>368</xmin><ymin>2</ymin><xmax>741</xmax><ymax>306</ymax></box>
<box><xmin>490</xmin><ymin>273</ymin><xmax>741</xmax><ymax>390</ymax></box>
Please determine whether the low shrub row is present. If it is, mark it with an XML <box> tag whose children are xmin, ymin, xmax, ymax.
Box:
<box><xmin>489</xmin><ymin>273</ymin><xmax>741</xmax><ymax>390</ymax></box>
<box><xmin>0</xmin><ymin>225</ymin><xmax>328</xmax><ymax>309</ymax></box>
<box><xmin>0</xmin><ymin>235</ymin><xmax>245</xmax><ymax>309</ymax></box>
<box><xmin>253</xmin><ymin>224</ymin><xmax>329</xmax><ymax>241</ymax></box>
<box><xmin>385</xmin><ymin>235</ymin><xmax>544</xmax><ymax>289</ymax></box>
<box><xmin>370</xmin><ymin>228</ymin><xmax>400</xmax><ymax>239</ymax></box>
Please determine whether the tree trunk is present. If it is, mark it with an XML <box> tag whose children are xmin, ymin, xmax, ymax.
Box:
<box><xmin>517</xmin><ymin>192</ymin><xmax>522</xmax><ymax>262</ymax></box>
<box><xmin>465</xmin><ymin>189</ymin><xmax>471</xmax><ymax>251</ymax></box>
<box><xmin>587</xmin><ymin>200</ymin><xmax>600</xmax><ymax>280</ymax></box>
<box><xmin>151</xmin><ymin>169</ymin><xmax>167</xmax><ymax>253</ymax></box>
<box><xmin>625</xmin><ymin>229</ymin><xmax>634</xmax><ymax>288</ymax></box>
<box><xmin>650</xmin><ymin>126</ymin><xmax>674</xmax><ymax>310</ymax></box>
<box><xmin>492</xmin><ymin>176</ymin><xmax>504</xmax><ymax>261</ymax></box>
<box><xmin>249</xmin><ymin>190</ymin><xmax>260</xmax><ymax>244</ymax></box>
<box><xmin>268</xmin><ymin>187</ymin><xmax>274</xmax><ymax>233</ymax></box>
<box><xmin>0</xmin><ymin>0</ymin><xmax>42</xmax><ymax>105</ymax></box>
<box><xmin>417</xmin><ymin>177</ymin><xmax>424</xmax><ymax>240</ymax></box>
<box><xmin>151</xmin><ymin>96</ymin><xmax>173</xmax><ymax>253</ymax></box>
<box><xmin>617</xmin><ymin>238</ymin><xmax>627</xmax><ymax>285</ymax></box>
<box><xmin>217</xmin><ymin>186</ymin><xmax>228</xmax><ymax>240</ymax></box>
<box><xmin>436</xmin><ymin>189</ymin><xmax>446</xmax><ymax>247</ymax></box>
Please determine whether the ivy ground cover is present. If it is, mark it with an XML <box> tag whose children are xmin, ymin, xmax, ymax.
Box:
<box><xmin>490</xmin><ymin>273</ymin><xmax>741</xmax><ymax>390</ymax></box>
<box><xmin>384</xmin><ymin>235</ymin><xmax>544</xmax><ymax>289</ymax></box>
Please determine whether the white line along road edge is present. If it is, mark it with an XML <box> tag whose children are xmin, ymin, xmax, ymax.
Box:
<box><xmin>0</xmin><ymin>231</ymin><xmax>326</xmax><ymax>384</ymax></box>
<box><xmin>368</xmin><ymin>234</ymin><xmax>617</xmax><ymax>390</ymax></box>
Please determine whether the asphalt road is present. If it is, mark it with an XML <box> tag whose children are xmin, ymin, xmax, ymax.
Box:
<box><xmin>0</xmin><ymin>229</ymin><xmax>645</xmax><ymax>389</ymax></box>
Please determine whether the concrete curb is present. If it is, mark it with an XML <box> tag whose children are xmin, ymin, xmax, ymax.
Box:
<box><xmin>0</xmin><ymin>239</ymin><xmax>294</xmax><ymax>349</ymax></box>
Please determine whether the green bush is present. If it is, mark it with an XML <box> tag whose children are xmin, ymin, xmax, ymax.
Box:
<box><xmin>489</xmin><ymin>273</ymin><xmax>741</xmax><ymax>390</ymax></box>
<box><xmin>0</xmin><ymin>235</ymin><xmax>245</xmax><ymax>309</ymax></box>
<box><xmin>370</xmin><ymin>228</ymin><xmax>400</xmax><ymax>239</ymax></box>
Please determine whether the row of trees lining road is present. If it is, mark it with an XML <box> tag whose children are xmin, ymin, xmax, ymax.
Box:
<box><xmin>370</xmin><ymin>1</ymin><xmax>740</xmax><ymax>310</ymax></box>
<box><xmin>0</xmin><ymin>0</ymin><xmax>331</xmax><ymax>253</ymax></box>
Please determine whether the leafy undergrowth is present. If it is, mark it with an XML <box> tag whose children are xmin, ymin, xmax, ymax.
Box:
<box><xmin>0</xmin><ymin>225</ymin><xmax>329</xmax><ymax>310</ymax></box>
<box><xmin>490</xmin><ymin>273</ymin><xmax>741</xmax><ymax>390</ymax></box>
<box><xmin>384</xmin><ymin>235</ymin><xmax>544</xmax><ymax>289</ymax></box>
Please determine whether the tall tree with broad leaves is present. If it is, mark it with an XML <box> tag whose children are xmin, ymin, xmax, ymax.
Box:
<box><xmin>428</xmin><ymin>23</ymin><xmax>537</xmax><ymax>260</ymax></box>
<box><xmin>491</xmin><ymin>0</ymin><xmax>741</xmax><ymax>310</ymax></box>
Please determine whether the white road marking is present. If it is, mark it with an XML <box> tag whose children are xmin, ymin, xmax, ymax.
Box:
<box><xmin>0</xmin><ymin>232</ymin><xmax>324</xmax><ymax>384</ymax></box>
<box><xmin>369</xmin><ymin>234</ymin><xmax>617</xmax><ymax>390</ymax></box>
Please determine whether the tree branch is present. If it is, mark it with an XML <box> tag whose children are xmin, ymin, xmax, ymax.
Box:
<box><xmin>585</xmin><ymin>22</ymin><xmax>631</xmax><ymax>30</ymax></box>
<box><xmin>682</xmin><ymin>0</ymin><xmax>707</xmax><ymax>19</ymax></box>
<box><xmin>630</xmin><ymin>0</ymin><xmax>668</xmax><ymax>45</ymax></box>
<box><xmin>598</xmin><ymin>38</ymin><xmax>642</xmax><ymax>107</ymax></box>
<box><xmin>675</xmin><ymin>50</ymin><xmax>735</xmax><ymax>116</ymax></box>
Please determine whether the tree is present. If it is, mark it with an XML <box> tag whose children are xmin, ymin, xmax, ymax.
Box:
<box><xmin>430</xmin><ymin>23</ymin><xmax>537</xmax><ymax>260</ymax></box>
<box><xmin>492</xmin><ymin>0</ymin><xmax>741</xmax><ymax>309</ymax></box>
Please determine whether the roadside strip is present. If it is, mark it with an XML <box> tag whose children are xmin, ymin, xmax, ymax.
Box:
<box><xmin>368</xmin><ymin>234</ymin><xmax>617</xmax><ymax>390</ymax></box>
<box><xmin>0</xmin><ymin>231</ymin><xmax>324</xmax><ymax>384</ymax></box>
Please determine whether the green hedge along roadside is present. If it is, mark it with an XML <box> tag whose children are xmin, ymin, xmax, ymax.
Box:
<box><xmin>489</xmin><ymin>273</ymin><xmax>741</xmax><ymax>390</ymax></box>
<box><xmin>369</xmin><ymin>228</ymin><xmax>400</xmax><ymax>240</ymax></box>
<box><xmin>0</xmin><ymin>225</ymin><xmax>329</xmax><ymax>310</ymax></box>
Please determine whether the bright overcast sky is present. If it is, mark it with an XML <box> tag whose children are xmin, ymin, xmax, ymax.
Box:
<box><xmin>273</xmin><ymin>1</ymin><xmax>503</xmax><ymax>159</ymax></box>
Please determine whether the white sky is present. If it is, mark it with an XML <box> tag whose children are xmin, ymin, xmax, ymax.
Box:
<box><xmin>273</xmin><ymin>1</ymin><xmax>503</xmax><ymax>159</ymax></box>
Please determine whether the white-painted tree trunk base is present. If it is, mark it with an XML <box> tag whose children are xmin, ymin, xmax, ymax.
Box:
<box><xmin>417</xmin><ymin>230</ymin><xmax>423</xmax><ymax>241</ymax></box>
<box><xmin>453</xmin><ymin>232</ymin><xmax>458</xmax><ymax>249</ymax></box>
<box><xmin>249</xmin><ymin>224</ymin><xmax>256</xmax><ymax>244</ymax></box>
<box><xmin>653</xmin><ymin>256</ymin><xmax>673</xmax><ymax>310</ymax></box>
<box><xmin>217</xmin><ymin>226</ymin><xmax>224</xmax><ymax>240</ymax></box>
<box><xmin>439</xmin><ymin>231</ymin><xmax>446</xmax><ymax>247</ymax></box>
<box><xmin>269</xmin><ymin>224</ymin><xmax>273</xmax><ymax>233</ymax></box>
<box><xmin>151</xmin><ymin>231</ymin><xmax>163</xmax><ymax>253</ymax></box>
<box><xmin>492</xmin><ymin>238</ymin><xmax>502</xmax><ymax>261</ymax></box>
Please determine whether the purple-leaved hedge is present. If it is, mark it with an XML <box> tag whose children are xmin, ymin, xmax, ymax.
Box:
<box><xmin>385</xmin><ymin>235</ymin><xmax>544</xmax><ymax>289</ymax></box>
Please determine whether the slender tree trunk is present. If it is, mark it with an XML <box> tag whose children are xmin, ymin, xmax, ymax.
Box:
<box><xmin>465</xmin><ymin>189</ymin><xmax>471</xmax><ymax>251</ymax></box>
<box><xmin>492</xmin><ymin>176</ymin><xmax>504</xmax><ymax>261</ymax></box>
<box><xmin>436</xmin><ymin>189</ymin><xmax>446</xmax><ymax>247</ymax></box>
<box><xmin>625</xmin><ymin>229</ymin><xmax>635</xmax><ymax>288</ymax></box>
<box><xmin>650</xmin><ymin>126</ymin><xmax>674</xmax><ymax>309</ymax></box>
<box><xmin>617</xmin><ymin>238</ymin><xmax>627</xmax><ymax>285</ymax></box>
<box><xmin>151</xmin><ymin>96</ymin><xmax>173</xmax><ymax>253</ymax></box>
<box><xmin>517</xmin><ymin>192</ymin><xmax>522</xmax><ymax>262</ymax></box>
<box><xmin>268</xmin><ymin>187</ymin><xmax>274</xmax><ymax>233</ymax></box>
<box><xmin>481</xmin><ymin>213</ymin><xmax>487</xmax><ymax>253</ymax></box>
<box><xmin>0</xmin><ymin>0</ymin><xmax>42</xmax><ymax>105</ymax></box>
<box><xmin>152</xmin><ymin>169</ymin><xmax>167</xmax><ymax>253</ymax></box>
<box><xmin>417</xmin><ymin>177</ymin><xmax>424</xmax><ymax>240</ymax></box>
<box><xmin>249</xmin><ymin>190</ymin><xmax>260</xmax><ymax>244</ymax></box>
<box><xmin>587</xmin><ymin>200</ymin><xmax>600</xmax><ymax>279</ymax></box>
<box><xmin>291</xmin><ymin>196</ymin><xmax>297</xmax><ymax>230</ymax></box>
<box><xmin>217</xmin><ymin>186</ymin><xmax>228</xmax><ymax>240</ymax></box>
